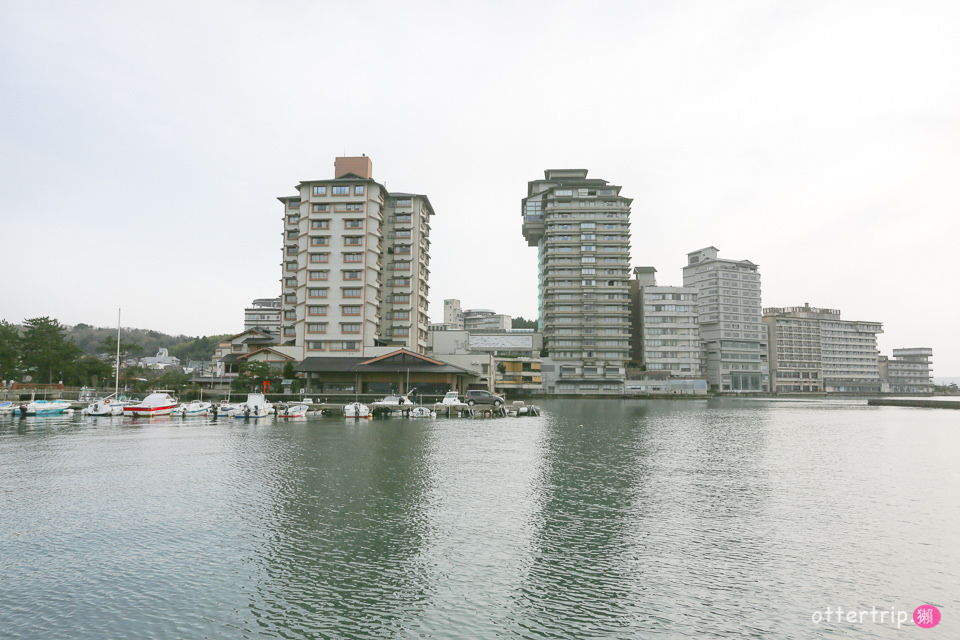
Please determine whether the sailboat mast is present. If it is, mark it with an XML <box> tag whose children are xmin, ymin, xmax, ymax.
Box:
<box><xmin>114</xmin><ymin>308</ymin><xmax>121</xmax><ymax>396</ymax></box>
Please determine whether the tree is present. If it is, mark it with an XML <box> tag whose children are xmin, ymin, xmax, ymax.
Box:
<box><xmin>512</xmin><ymin>316</ymin><xmax>538</xmax><ymax>330</ymax></box>
<box><xmin>232</xmin><ymin>361</ymin><xmax>279</xmax><ymax>392</ymax></box>
<box><xmin>21</xmin><ymin>317</ymin><xmax>81</xmax><ymax>384</ymax></box>
<box><xmin>0</xmin><ymin>320</ymin><xmax>21</xmax><ymax>382</ymax></box>
<box><xmin>98</xmin><ymin>336</ymin><xmax>144</xmax><ymax>360</ymax></box>
<box><xmin>67</xmin><ymin>355</ymin><xmax>115</xmax><ymax>388</ymax></box>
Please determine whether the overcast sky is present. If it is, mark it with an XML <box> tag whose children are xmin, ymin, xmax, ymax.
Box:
<box><xmin>2</xmin><ymin>0</ymin><xmax>958</xmax><ymax>374</ymax></box>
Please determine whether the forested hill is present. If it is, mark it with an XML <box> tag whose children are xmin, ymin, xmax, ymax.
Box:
<box><xmin>67</xmin><ymin>323</ymin><xmax>230</xmax><ymax>362</ymax></box>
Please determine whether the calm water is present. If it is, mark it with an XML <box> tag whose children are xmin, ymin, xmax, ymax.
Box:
<box><xmin>0</xmin><ymin>399</ymin><xmax>956</xmax><ymax>639</ymax></box>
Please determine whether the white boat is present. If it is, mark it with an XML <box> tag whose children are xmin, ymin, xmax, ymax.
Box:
<box><xmin>370</xmin><ymin>389</ymin><xmax>417</xmax><ymax>415</ymax></box>
<box><xmin>408</xmin><ymin>406</ymin><xmax>436</xmax><ymax>418</ymax></box>
<box><xmin>123</xmin><ymin>392</ymin><xmax>178</xmax><ymax>417</ymax></box>
<box><xmin>19</xmin><ymin>400</ymin><xmax>73</xmax><ymax>415</ymax></box>
<box><xmin>278</xmin><ymin>403</ymin><xmax>310</xmax><ymax>418</ymax></box>
<box><xmin>212</xmin><ymin>400</ymin><xmax>239</xmax><ymax>417</ymax></box>
<box><xmin>237</xmin><ymin>393</ymin><xmax>272</xmax><ymax>418</ymax></box>
<box><xmin>344</xmin><ymin>401</ymin><xmax>370</xmax><ymax>418</ymax></box>
<box><xmin>174</xmin><ymin>400</ymin><xmax>212</xmax><ymax>417</ymax></box>
<box><xmin>509</xmin><ymin>401</ymin><xmax>529</xmax><ymax>416</ymax></box>
<box><xmin>81</xmin><ymin>397</ymin><xmax>125</xmax><ymax>416</ymax></box>
<box><xmin>0</xmin><ymin>401</ymin><xmax>14</xmax><ymax>414</ymax></box>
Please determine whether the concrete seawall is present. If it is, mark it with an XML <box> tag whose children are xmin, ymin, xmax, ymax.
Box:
<box><xmin>867</xmin><ymin>398</ymin><xmax>960</xmax><ymax>410</ymax></box>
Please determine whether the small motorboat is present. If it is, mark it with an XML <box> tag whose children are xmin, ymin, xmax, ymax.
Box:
<box><xmin>344</xmin><ymin>401</ymin><xmax>370</xmax><ymax>418</ymax></box>
<box><xmin>370</xmin><ymin>389</ymin><xmax>417</xmax><ymax>415</ymax></box>
<box><xmin>174</xmin><ymin>400</ymin><xmax>212</xmax><ymax>417</ymax></box>
<box><xmin>81</xmin><ymin>396</ymin><xmax>125</xmax><ymax>416</ymax></box>
<box><xmin>408</xmin><ymin>406</ymin><xmax>436</xmax><ymax>418</ymax></box>
<box><xmin>123</xmin><ymin>392</ymin><xmax>178</xmax><ymax>417</ymax></box>
<box><xmin>19</xmin><ymin>400</ymin><xmax>72</xmax><ymax>416</ymax></box>
<box><xmin>278</xmin><ymin>403</ymin><xmax>310</xmax><ymax>418</ymax></box>
<box><xmin>237</xmin><ymin>393</ymin><xmax>272</xmax><ymax>418</ymax></box>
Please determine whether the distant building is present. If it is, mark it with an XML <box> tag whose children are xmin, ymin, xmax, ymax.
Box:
<box><xmin>880</xmin><ymin>348</ymin><xmax>933</xmax><ymax>394</ymax></box>
<box><xmin>762</xmin><ymin>304</ymin><xmax>883</xmax><ymax>393</ymax></box>
<box><xmin>629</xmin><ymin>266</ymin><xmax>702</xmax><ymax>377</ymax></box>
<box><xmin>244</xmin><ymin>298</ymin><xmax>281</xmax><ymax>332</ymax></box>
<box><xmin>140</xmin><ymin>348</ymin><xmax>181</xmax><ymax>370</ymax></box>
<box><xmin>428</xmin><ymin>328</ymin><xmax>542</xmax><ymax>394</ymax></box>
<box><xmin>463</xmin><ymin>309</ymin><xmax>512</xmax><ymax>332</ymax></box>
<box><xmin>443</xmin><ymin>299</ymin><xmax>464</xmax><ymax>329</ymax></box>
<box><xmin>683</xmin><ymin>247</ymin><xmax>768</xmax><ymax>392</ymax></box>
<box><xmin>522</xmin><ymin>169</ymin><xmax>632</xmax><ymax>395</ymax></box>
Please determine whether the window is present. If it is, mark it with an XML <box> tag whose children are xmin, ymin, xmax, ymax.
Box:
<box><xmin>288</xmin><ymin>199</ymin><xmax>300</xmax><ymax>209</ymax></box>
<box><xmin>342</xmin><ymin>270</ymin><xmax>361</xmax><ymax>280</ymax></box>
<box><xmin>343</xmin><ymin>287</ymin><xmax>362</xmax><ymax>298</ymax></box>
<box><xmin>307</xmin><ymin>323</ymin><xmax>327</xmax><ymax>333</ymax></box>
<box><xmin>393</xmin><ymin>277</ymin><xmax>411</xmax><ymax>287</ymax></box>
<box><xmin>393</xmin><ymin>294</ymin><xmax>410</xmax><ymax>303</ymax></box>
<box><xmin>308</xmin><ymin>288</ymin><xmax>327</xmax><ymax>298</ymax></box>
<box><xmin>307</xmin><ymin>341</ymin><xmax>325</xmax><ymax>351</ymax></box>
<box><xmin>285</xmin><ymin>245</ymin><xmax>297</xmax><ymax>256</ymax></box>
<box><xmin>308</xmin><ymin>253</ymin><xmax>328</xmax><ymax>263</ymax></box>
<box><xmin>286</xmin><ymin>230</ymin><xmax>297</xmax><ymax>239</ymax></box>
<box><xmin>392</xmin><ymin>310</ymin><xmax>410</xmax><ymax>320</ymax></box>
<box><xmin>341</xmin><ymin>305</ymin><xmax>361</xmax><ymax>315</ymax></box>
<box><xmin>307</xmin><ymin>305</ymin><xmax>327</xmax><ymax>315</ymax></box>
<box><xmin>343</xmin><ymin>252</ymin><xmax>363</xmax><ymax>263</ymax></box>
<box><xmin>354</xmin><ymin>185</ymin><xmax>365</xmax><ymax>195</ymax></box>
<box><xmin>344</xmin><ymin>236</ymin><xmax>363</xmax><ymax>245</ymax></box>
<box><xmin>309</xmin><ymin>236</ymin><xmax>329</xmax><ymax>246</ymax></box>
<box><xmin>332</xmin><ymin>186</ymin><xmax>349</xmax><ymax>195</ymax></box>
<box><xmin>395</xmin><ymin>229</ymin><xmax>412</xmax><ymax>239</ymax></box>
<box><xmin>284</xmin><ymin>261</ymin><xmax>296</xmax><ymax>271</ymax></box>
<box><xmin>344</xmin><ymin>219</ymin><xmax>363</xmax><ymax>228</ymax></box>
<box><xmin>396</xmin><ymin>214</ymin><xmax>412</xmax><ymax>223</ymax></box>
<box><xmin>312</xmin><ymin>186</ymin><xmax>326</xmax><ymax>196</ymax></box>
<box><xmin>284</xmin><ymin>277</ymin><xmax>296</xmax><ymax>286</ymax></box>
<box><xmin>286</xmin><ymin>214</ymin><xmax>299</xmax><ymax>224</ymax></box>
<box><xmin>394</xmin><ymin>244</ymin><xmax>411</xmax><ymax>254</ymax></box>
<box><xmin>345</xmin><ymin>203</ymin><xmax>363</xmax><ymax>211</ymax></box>
<box><xmin>308</xmin><ymin>270</ymin><xmax>327</xmax><ymax>280</ymax></box>
<box><xmin>311</xmin><ymin>219</ymin><xmax>329</xmax><ymax>229</ymax></box>
<box><xmin>284</xmin><ymin>293</ymin><xmax>296</xmax><ymax>303</ymax></box>
<box><xmin>341</xmin><ymin>323</ymin><xmax>361</xmax><ymax>333</ymax></box>
<box><xmin>395</xmin><ymin>198</ymin><xmax>412</xmax><ymax>207</ymax></box>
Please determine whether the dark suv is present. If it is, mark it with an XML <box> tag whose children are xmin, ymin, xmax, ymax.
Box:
<box><xmin>464</xmin><ymin>390</ymin><xmax>504</xmax><ymax>407</ymax></box>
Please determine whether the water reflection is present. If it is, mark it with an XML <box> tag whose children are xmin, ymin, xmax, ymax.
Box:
<box><xmin>242</xmin><ymin>419</ymin><xmax>434</xmax><ymax>638</ymax></box>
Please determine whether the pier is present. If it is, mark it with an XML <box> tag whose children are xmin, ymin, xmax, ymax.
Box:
<box><xmin>867</xmin><ymin>398</ymin><xmax>960</xmax><ymax>410</ymax></box>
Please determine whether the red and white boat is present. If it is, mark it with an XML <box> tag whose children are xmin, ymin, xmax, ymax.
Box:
<box><xmin>123</xmin><ymin>391</ymin><xmax>178</xmax><ymax>417</ymax></box>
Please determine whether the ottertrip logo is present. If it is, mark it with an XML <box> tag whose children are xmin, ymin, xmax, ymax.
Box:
<box><xmin>811</xmin><ymin>604</ymin><xmax>941</xmax><ymax>629</ymax></box>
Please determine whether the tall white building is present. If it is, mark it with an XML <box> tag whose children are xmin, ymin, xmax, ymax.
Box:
<box><xmin>522</xmin><ymin>169</ymin><xmax>632</xmax><ymax>394</ymax></box>
<box><xmin>443</xmin><ymin>299</ymin><xmax>464</xmax><ymax>329</ymax></box>
<box><xmin>630</xmin><ymin>267</ymin><xmax>702</xmax><ymax>377</ymax></box>
<box><xmin>683</xmin><ymin>247</ymin><xmax>769</xmax><ymax>392</ymax></box>
<box><xmin>278</xmin><ymin>157</ymin><xmax>433</xmax><ymax>359</ymax></box>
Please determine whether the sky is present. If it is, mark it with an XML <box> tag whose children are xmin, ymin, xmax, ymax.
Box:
<box><xmin>2</xmin><ymin>0</ymin><xmax>958</xmax><ymax>374</ymax></box>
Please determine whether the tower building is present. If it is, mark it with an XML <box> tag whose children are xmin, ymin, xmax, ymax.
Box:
<box><xmin>682</xmin><ymin>247</ymin><xmax>769</xmax><ymax>392</ymax></box>
<box><xmin>278</xmin><ymin>157</ymin><xmax>433</xmax><ymax>359</ymax></box>
<box><xmin>521</xmin><ymin>169</ymin><xmax>632</xmax><ymax>394</ymax></box>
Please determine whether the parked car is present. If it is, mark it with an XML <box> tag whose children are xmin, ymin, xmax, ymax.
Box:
<box><xmin>464</xmin><ymin>390</ymin><xmax>504</xmax><ymax>407</ymax></box>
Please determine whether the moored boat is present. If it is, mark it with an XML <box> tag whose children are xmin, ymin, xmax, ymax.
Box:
<box><xmin>20</xmin><ymin>400</ymin><xmax>72</xmax><ymax>415</ymax></box>
<box><xmin>174</xmin><ymin>400</ymin><xmax>212</xmax><ymax>417</ymax></box>
<box><xmin>81</xmin><ymin>396</ymin><xmax>125</xmax><ymax>416</ymax></box>
<box><xmin>237</xmin><ymin>393</ymin><xmax>272</xmax><ymax>418</ymax></box>
<box><xmin>123</xmin><ymin>392</ymin><xmax>178</xmax><ymax>417</ymax></box>
<box><xmin>344</xmin><ymin>401</ymin><xmax>370</xmax><ymax>418</ymax></box>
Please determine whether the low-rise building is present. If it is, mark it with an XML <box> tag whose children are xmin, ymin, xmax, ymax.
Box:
<box><xmin>244</xmin><ymin>298</ymin><xmax>281</xmax><ymax>332</ymax></box>
<box><xmin>880</xmin><ymin>348</ymin><xmax>934</xmax><ymax>394</ymax></box>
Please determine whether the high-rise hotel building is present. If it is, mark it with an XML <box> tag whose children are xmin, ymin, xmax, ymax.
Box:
<box><xmin>521</xmin><ymin>169</ymin><xmax>632</xmax><ymax>394</ymax></box>
<box><xmin>683</xmin><ymin>246</ymin><xmax>769</xmax><ymax>392</ymax></box>
<box><xmin>278</xmin><ymin>157</ymin><xmax>434</xmax><ymax>359</ymax></box>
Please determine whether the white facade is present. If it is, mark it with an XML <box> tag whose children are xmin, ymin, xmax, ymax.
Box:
<box><xmin>880</xmin><ymin>348</ymin><xmax>933</xmax><ymax>394</ymax></box>
<box><xmin>763</xmin><ymin>304</ymin><xmax>883</xmax><ymax>394</ymax></box>
<box><xmin>630</xmin><ymin>267</ymin><xmax>701</xmax><ymax>377</ymax></box>
<box><xmin>244</xmin><ymin>298</ymin><xmax>281</xmax><ymax>332</ymax></box>
<box><xmin>682</xmin><ymin>247</ymin><xmax>769</xmax><ymax>392</ymax></box>
<box><xmin>443</xmin><ymin>299</ymin><xmax>464</xmax><ymax>329</ymax></box>
<box><xmin>522</xmin><ymin>169</ymin><xmax>632</xmax><ymax>395</ymax></box>
<box><xmin>278</xmin><ymin>157</ymin><xmax>433</xmax><ymax>359</ymax></box>
<box><xmin>463</xmin><ymin>309</ymin><xmax>512</xmax><ymax>332</ymax></box>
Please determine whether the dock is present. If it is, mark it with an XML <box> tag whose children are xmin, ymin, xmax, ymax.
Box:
<box><xmin>867</xmin><ymin>398</ymin><xmax>960</xmax><ymax>410</ymax></box>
